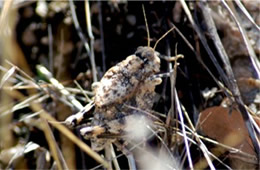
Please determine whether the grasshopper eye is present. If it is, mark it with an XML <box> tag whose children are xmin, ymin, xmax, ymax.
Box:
<box><xmin>135</xmin><ymin>51</ymin><xmax>147</xmax><ymax>62</ymax></box>
<box><xmin>135</xmin><ymin>47</ymin><xmax>148</xmax><ymax>62</ymax></box>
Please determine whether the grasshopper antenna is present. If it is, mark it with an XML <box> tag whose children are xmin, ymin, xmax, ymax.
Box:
<box><xmin>153</xmin><ymin>26</ymin><xmax>175</xmax><ymax>50</ymax></box>
<box><xmin>142</xmin><ymin>5</ymin><xmax>150</xmax><ymax>47</ymax></box>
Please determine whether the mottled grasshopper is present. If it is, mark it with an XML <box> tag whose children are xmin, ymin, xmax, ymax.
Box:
<box><xmin>65</xmin><ymin>7</ymin><xmax>182</xmax><ymax>151</ymax></box>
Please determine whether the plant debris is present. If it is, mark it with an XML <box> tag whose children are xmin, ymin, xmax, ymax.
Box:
<box><xmin>0</xmin><ymin>1</ymin><xmax>259</xmax><ymax>169</ymax></box>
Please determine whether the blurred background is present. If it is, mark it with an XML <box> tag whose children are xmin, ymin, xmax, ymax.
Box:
<box><xmin>0</xmin><ymin>0</ymin><xmax>259</xmax><ymax>169</ymax></box>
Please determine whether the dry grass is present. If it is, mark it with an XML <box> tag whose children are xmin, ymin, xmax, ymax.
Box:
<box><xmin>0</xmin><ymin>1</ymin><xmax>259</xmax><ymax>169</ymax></box>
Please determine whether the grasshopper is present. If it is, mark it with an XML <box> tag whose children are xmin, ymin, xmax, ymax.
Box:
<box><xmin>65</xmin><ymin>7</ymin><xmax>182</xmax><ymax>151</ymax></box>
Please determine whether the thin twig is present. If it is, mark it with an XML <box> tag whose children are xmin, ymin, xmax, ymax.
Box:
<box><xmin>98</xmin><ymin>1</ymin><xmax>106</xmax><ymax>72</ymax></box>
<box><xmin>165</xmin><ymin>42</ymin><xmax>174</xmax><ymax>127</ymax></box>
<box><xmin>74</xmin><ymin>80</ymin><xmax>92</xmax><ymax>103</ymax></box>
<box><xmin>69</xmin><ymin>0</ymin><xmax>98</xmax><ymax>82</ymax></box>
<box><xmin>175</xmin><ymin>90</ymin><xmax>194</xmax><ymax>170</ymax></box>
<box><xmin>48</xmin><ymin>24</ymin><xmax>53</xmax><ymax>73</ymax></box>
<box><xmin>40</xmin><ymin>117</ymin><xmax>68</xmax><ymax>170</ymax></box>
<box><xmin>85</xmin><ymin>0</ymin><xmax>98</xmax><ymax>82</ymax></box>
<box><xmin>167</xmin><ymin>21</ymin><xmax>232</xmax><ymax>101</ymax></box>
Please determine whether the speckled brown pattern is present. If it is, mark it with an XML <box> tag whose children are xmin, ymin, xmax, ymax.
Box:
<box><xmin>94</xmin><ymin>46</ymin><xmax>160</xmax><ymax>108</ymax></box>
<box><xmin>80</xmin><ymin>46</ymin><xmax>163</xmax><ymax>151</ymax></box>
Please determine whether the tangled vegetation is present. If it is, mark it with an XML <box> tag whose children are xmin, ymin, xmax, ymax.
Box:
<box><xmin>0</xmin><ymin>1</ymin><xmax>259</xmax><ymax>169</ymax></box>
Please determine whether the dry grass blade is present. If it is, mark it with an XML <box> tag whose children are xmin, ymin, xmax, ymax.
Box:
<box><xmin>12</xmin><ymin>93</ymin><xmax>41</xmax><ymax>111</ymax></box>
<box><xmin>198</xmin><ymin>134</ymin><xmax>256</xmax><ymax>161</ymax></box>
<box><xmin>180</xmin><ymin>0</ymin><xmax>230</xmax><ymax>88</ymax></box>
<box><xmin>222</xmin><ymin>0</ymin><xmax>260</xmax><ymax>78</ymax></box>
<box><xmin>40</xmin><ymin>118</ymin><xmax>68</xmax><ymax>170</ymax></box>
<box><xmin>173</xmin><ymin>121</ymin><xmax>239</xmax><ymax>169</ymax></box>
<box><xmin>181</xmin><ymin>1</ymin><xmax>260</xmax><ymax>166</ymax></box>
<box><xmin>175</xmin><ymin>129</ymin><xmax>229</xmax><ymax>169</ymax></box>
<box><xmin>179</xmin><ymin>2</ymin><xmax>220</xmax><ymax>169</ymax></box>
<box><xmin>174</xmin><ymin>91</ymin><xmax>194</xmax><ymax>170</ymax></box>
<box><xmin>180</xmin><ymin>105</ymin><xmax>215</xmax><ymax>170</ymax></box>
<box><xmin>68</xmin><ymin>0</ymin><xmax>97</xmax><ymax>82</ymax></box>
<box><xmin>0</xmin><ymin>65</ymin><xmax>34</xmax><ymax>86</ymax></box>
<box><xmin>37</xmin><ymin>65</ymin><xmax>83</xmax><ymax>110</ymax></box>
<box><xmin>19</xmin><ymin>110</ymin><xmax>43</xmax><ymax>122</ymax></box>
<box><xmin>1</xmin><ymin>1</ymin><xmax>259</xmax><ymax>169</ymax></box>
<box><xmin>234</xmin><ymin>0</ymin><xmax>260</xmax><ymax>31</ymax></box>
<box><xmin>97</xmin><ymin>1</ymin><xmax>107</xmax><ymax>72</ymax></box>
<box><xmin>168</xmin><ymin>21</ymin><xmax>231</xmax><ymax>100</ymax></box>
<box><xmin>85</xmin><ymin>0</ymin><xmax>97</xmax><ymax>82</ymax></box>
<box><xmin>109</xmin><ymin>144</ymin><xmax>120</xmax><ymax>170</ymax></box>
<box><xmin>30</xmin><ymin>103</ymin><xmax>109</xmax><ymax>168</ymax></box>
<box><xmin>0</xmin><ymin>66</ymin><xmax>16</xmax><ymax>88</ymax></box>
<box><xmin>104</xmin><ymin>146</ymin><xmax>113</xmax><ymax>170</ymax></box>
<box><xmin>47</xmin><ymin>24</ymin><xmax>54</xmax><ymax>73</ymax></box>
<box><xmin>68</xmin><ymin>0</ymin><xmax>90</xmax><ymax>55</ymax></box>
<box><xmin>65</xmin><ymin>87</ymin><xmax>94</xmax><ymax>96</ymax></box>
<box><xmin>199</xmin><ymin>1</ymin><xmax>260</xmax><ymax>164</ymax></box>
<box><xmin>5</xmin><ymin>60</ymin><xmax>41</xmax><ymax>89</ymax></box>
<box><xmin>74</xmin><ymin>80</ymin><xmax>92</xmax><ymax>102</ymax></box>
